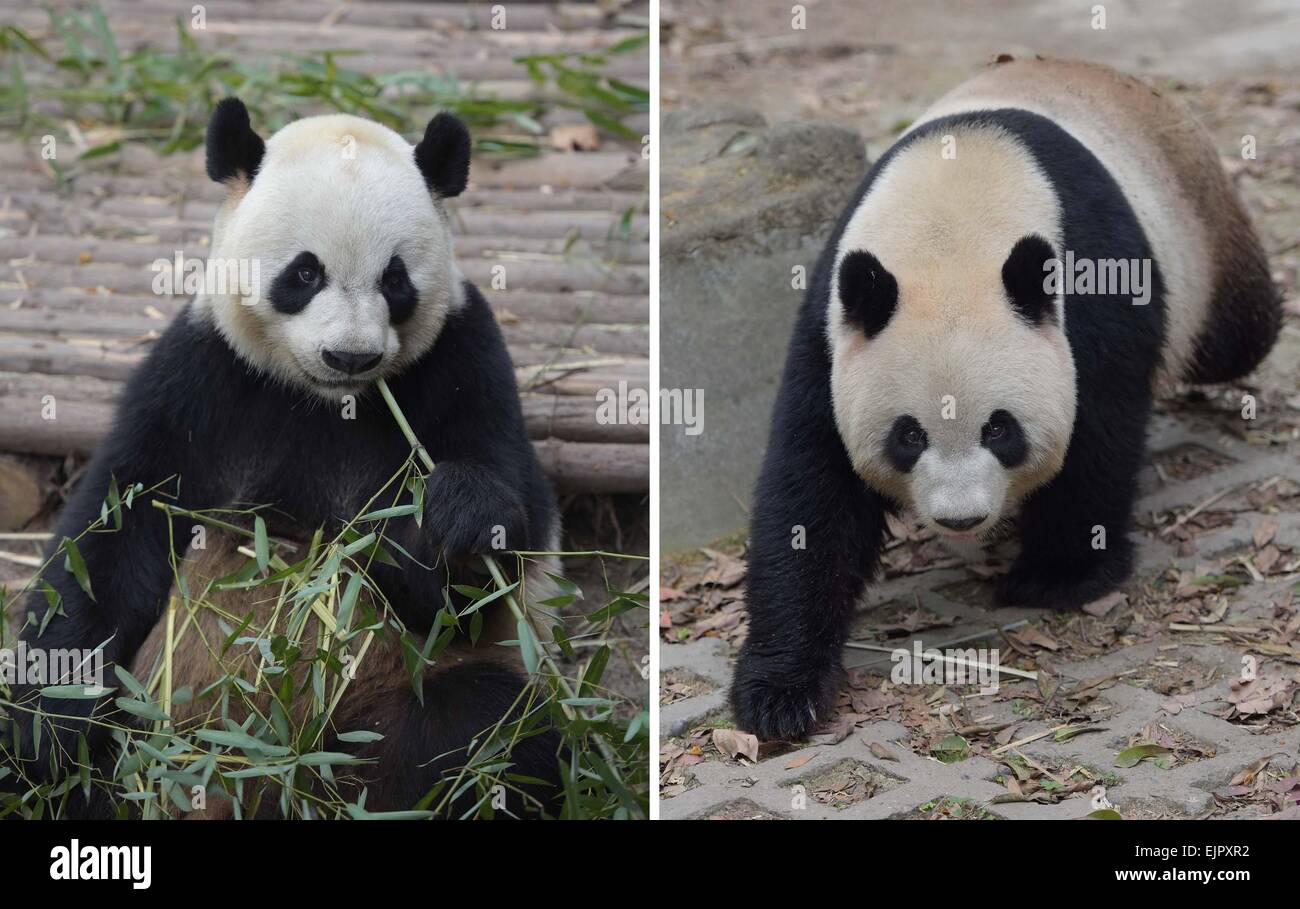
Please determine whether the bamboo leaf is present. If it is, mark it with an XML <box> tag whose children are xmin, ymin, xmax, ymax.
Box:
<box><xmin>254</xmin><ymin>515</ymin><xmax>269</xmax><ymax>572</ymax></box>
<box><xmin>61</xmin><ymin>536</ymin><xmax>94</xmax><ymax>601</ymax></box>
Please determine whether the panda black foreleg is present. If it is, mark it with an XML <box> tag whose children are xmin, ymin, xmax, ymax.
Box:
<box><xmin>12</xmin><ymin>461</ymin><xmax>206</xmax><ymax>784</ymax></box>
<box><xmin>995</xmin><ymin>391</ymin><xmax>1150</xmax><ymax>611</ymax></box>
<box><xmin>731</xmin><ymin>345</ymin><xmax>887</xmax><ymax>742</ymax></box>
<box><xmin>732</xmin><ymin>481</ymin><xmax>886</xmax><ymax>742</ymax></box>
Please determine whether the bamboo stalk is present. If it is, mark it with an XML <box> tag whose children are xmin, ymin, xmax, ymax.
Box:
<box><xmin>161</xmin><ymin>595</ymin><xmax>175</xmax><ymax>718</ymax></box>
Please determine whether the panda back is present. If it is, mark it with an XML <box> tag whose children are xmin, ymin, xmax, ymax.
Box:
<box><xmin>910</xmin><ymin>56</ymin><xmax>1268</xmax><ymax>385</ymax></box>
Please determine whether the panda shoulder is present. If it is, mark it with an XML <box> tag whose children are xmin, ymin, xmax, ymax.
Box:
<box><xmin>119</xmin><ymin>305</ymin><xmax>247</xmax><ymax>408</ymax></box>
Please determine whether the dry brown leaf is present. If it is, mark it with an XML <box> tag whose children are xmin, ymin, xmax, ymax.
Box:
<box><xmin>711</xmin><ymin>728</ymin><xmax>759</xmax><ymax>762</ymax></box>
<box><xmin>995</xmin><ymin>725</ymin><xmax>1020</xmax><ymax>746</ymax></box>
<box><xmin>1256</xmin><ymin>546</ymin><xmax>1281</xmax><ymax>574</ymax></box>
<box><xmin>1253</xmin><ymin>518</ymin><xmax>1279</xmax><ymax>549</ymax></box>
<box><xmin>784</xmin><ymin>751</ymin><xmax>818</xmax><ymax>770</ymax></box>
<box><xmin>1009</xmin><ymin>625</ymin><xmax>1062</xmax><ymax>651</ymax></box>
<box><xmin>1230</xmin><ymin>755</ymin><xmax>1273</xmax><ymax>788</ymax></box>
<box><xmin>868</xmin><ymin>741</ymin><xmax>899</xmax><ymax>762</ymax></box>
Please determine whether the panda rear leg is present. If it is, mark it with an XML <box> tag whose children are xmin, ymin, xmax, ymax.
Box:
<box><xmin>1182</xmin><ymin>250</ymin><xmax>1281</xmax><ymax>385</ymax></box>
<box><xmin>329</xmin><ymin>660</ymin><xmax>564</xmax><ymax>818</ymax></box>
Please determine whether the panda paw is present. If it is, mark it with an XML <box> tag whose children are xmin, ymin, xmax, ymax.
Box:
<box><xmin>422</xmin><ymin>468</ymin><xmax>530</xmax><ymax>556</ymax></box>
<box><xmin>994</xmin><ymin>553</ymin><xmax>1132</xmax><ymax>612</ymax></box>
<box><xmin>730</xmin><ymin>657</ymin><xmax>841</xmax><ymax>743</ymax></box>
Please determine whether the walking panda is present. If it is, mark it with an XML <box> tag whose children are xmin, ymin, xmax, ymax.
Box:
<box><xmin>8</xmin><ymin>99</ymin><xmax>564</xmax><ymax>816</ymax></box>
<box><xmin>733</xmin><ymin>57</ymin><xmax>1281</xmax><ymax>742</ymax></box>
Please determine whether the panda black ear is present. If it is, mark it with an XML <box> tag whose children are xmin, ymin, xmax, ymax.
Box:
<box><xmin>205</xmin><ymin>97</ymin><xmax>265</xmax><ymax>186</ymax></box>
<box><xmin>1002</xmin><ymin>234</ymin><xmax>1058</xmax><ymax>326</ymax></box>
<box><xmin>838</xmin><ymin>250</ymin><xmax>898</xmax><ymax>339</ymax></box>
<box><xmin>414</xmin><ymin>112</ymin><xmax>471</xmax><ymax>198</ymax></box>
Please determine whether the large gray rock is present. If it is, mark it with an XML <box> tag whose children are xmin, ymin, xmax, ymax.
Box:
<box><xmin>660</xmin><ymin>106</ymin><xmax>867</xmax><ymax>552</ymax></box>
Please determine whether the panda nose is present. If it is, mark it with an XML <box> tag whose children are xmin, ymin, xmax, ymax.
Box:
<box><xmin>935</xmin><ymin>514</ymin><xmax>987</xmax><ymax>532</ymax></box>
<box><xmin>321</xmin><ymin>349</ymin><xmax>382</xmax><ymax>375</ymax></box>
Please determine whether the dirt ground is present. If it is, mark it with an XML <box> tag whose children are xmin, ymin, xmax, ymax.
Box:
<box><xmin>659</xmin><ymin>0</ymin><xmax>1300</xmax><ymax>818</ymax></box>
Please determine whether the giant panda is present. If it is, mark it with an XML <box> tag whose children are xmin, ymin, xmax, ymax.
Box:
<box><xmin>7</xmin><ymin>99</ymin><xmax>565</xmax><ymax>817</ymax></box>
<box><xmin>733</xmin><ymin>57</ymin><xmax>1282</xmax><ymax>743</ymax></box>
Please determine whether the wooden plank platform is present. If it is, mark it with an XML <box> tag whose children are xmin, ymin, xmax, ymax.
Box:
<box><xmin>0</xmin><ymin>0</ymin><xmax>650</xmax><ymax>495</ymax></box>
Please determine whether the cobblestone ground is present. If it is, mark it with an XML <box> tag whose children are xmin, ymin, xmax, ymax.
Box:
<box><xmin>660</xmin><ymin>410</ymin><xmax>1300</xmax><ymax>820</ymax></box>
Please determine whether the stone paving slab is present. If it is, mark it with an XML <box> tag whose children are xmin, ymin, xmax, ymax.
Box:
<box><xmin>663</xmin><ymin>637</ymin><xmax>1300</xmax><ymax>820</ymax></box>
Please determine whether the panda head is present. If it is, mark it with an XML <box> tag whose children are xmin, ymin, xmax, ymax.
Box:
<box><xmin>197</xmin><ymin>97</ymin><xmax>472</xmax><ymax>395</ymax></box>
<box><xmin>828</xmin><ymin>234</ymin><xmax>1078</xmax><ymax>540</ymax></box>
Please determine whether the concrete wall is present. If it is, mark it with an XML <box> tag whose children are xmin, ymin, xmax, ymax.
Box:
<box><xmin>660</xmin><ymin>107</ymin><xmax>866</xmax><ymax>551</ymax></box>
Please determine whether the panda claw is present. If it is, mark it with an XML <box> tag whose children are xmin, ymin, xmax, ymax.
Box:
<box><xmin>730</xmin><ymin>661</ymin><xmax>842</xmax><ymax>743</ymax></box>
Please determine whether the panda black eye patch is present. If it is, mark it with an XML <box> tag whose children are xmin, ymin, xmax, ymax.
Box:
<box><xmin>981</xmin><ymin>409</ymin><xmax>1028</xmax><ymax>468</ymax></box>
<box><xmin>380</xmin><ymin>254</ymin><xmax>418</xmax><ymax>324</ymax></box>
<box><xmin>268</xmin><ymin>251</ymin><xmax>326</xmax><ymax>315</ymax></box>
<box><xmin>885</xmin><ymin>415</ymin><xmax>927</xmax><ymax>472</ymax></box>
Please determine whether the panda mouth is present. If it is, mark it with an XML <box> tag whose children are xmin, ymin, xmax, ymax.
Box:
<box><xmin>291</xmin><ymin>355</ymin><xmax>383</xmax><ymax>390</ymax></box>
<box><xmin>924</xmin><ymin>514</ymin><xmax>996</xmax><ymax>539</ymax></box>
<box><xmin>313</xmin><ymin>376</ymin><xmax>370</xmax><ymax>388</ymax></box>
<box><xmin>296</xmin><ymin>367</ymin><xmax>369</xmax><ymax>389</ymax></box>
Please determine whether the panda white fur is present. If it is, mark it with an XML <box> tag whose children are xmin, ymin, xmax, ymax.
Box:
<box><xmin>10</xmin><ymin>99</ymin><xmax>564</xmax><ymax>816</ymax></box>
<box><xmin>733</xmin><ymin>57</ymin><xmax>1281</xmax><ymax>742</ymax></box>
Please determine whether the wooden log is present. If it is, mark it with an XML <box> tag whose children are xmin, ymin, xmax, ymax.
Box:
<box><xmin>520</xmin><ymin>393</ymin><xmax>648</xmax><ymax>443</ymax></box>
<box><xmin>0</xmin><ymin>370</ymin><xmax>122</xmax><ymax>403</ymax></box>
<box><xmin>88</xmin><ymin>0</ymin><xmax>621</xmax><ymax>33</ymax></box>
<box><xmin>0</xmin><ymin>147</ymin><xmax>645</xmax><ymax>192</ymax></box>
<box><xmin>0</xmin><ymin>235</ymin><xmax>650</xmax><ymax>267</ymax></box>
<box><xmin>0</xmin><ymin>170</ymin><xmax>645</xmax><ymax>214</ymax></box>
<box><xmin>533</xmin><ymin>440</ymin><xmax>647</xmax><ymax>495</ymax></box>
<box><xmin>7</xmin><ymin>2</ymin><xmax>641</xmax><ymax>39</ymax></box>
<box><xmin>0</xmin><ymin>287</ymin><xmax>648</xmax><ymax>327</ymax></box>
<box><xmin>518</xmin><ymin>360</ymin><xmax>649</xmax><ymax>396</ymax></box>
<box><xmin>1</xmin><ymin>191</ymin><xmax>649</xmax><ymax>242</ymax></box>
<box><xmin>0</xmin><ymin>393</ymin><xmax>110</xmax><ymax>457</ymax></box>
<box><xmin>0</xmin><ymin>336</ymin><xmax>145</xmax><ymax>383</ymax></box>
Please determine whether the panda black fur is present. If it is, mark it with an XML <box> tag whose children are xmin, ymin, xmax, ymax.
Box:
<box><xmin>733</xmin><ymin>58</ymin><xmax>1281</xmax><ymax>743</ymax></box>
<box><xmin>8</xmin><ymin>99</ymin><xmax>564</xmax><ymax>816</ymax></box>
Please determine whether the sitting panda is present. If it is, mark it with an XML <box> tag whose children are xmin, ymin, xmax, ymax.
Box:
<box><xmin>733</xmin><ymin>57</ymin><xmax>1281</xmax><ymax>742</ymax></box>
<box><xmin>8</xmin><ymin>99</ymin><xmax>564</xmax><ymax>817</ymax></box>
